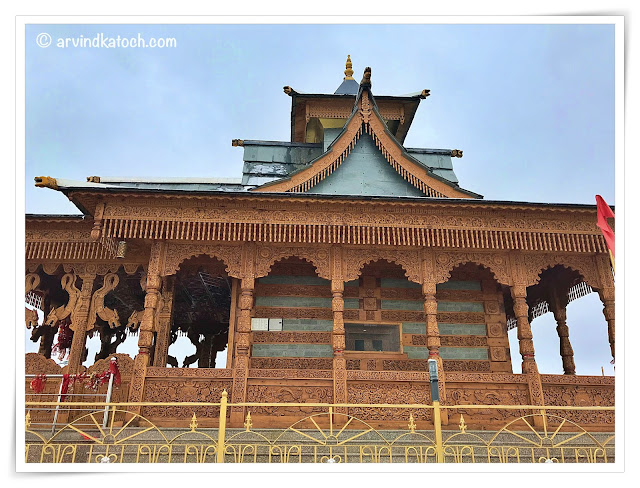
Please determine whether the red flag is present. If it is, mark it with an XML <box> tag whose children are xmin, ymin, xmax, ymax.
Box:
<box><xmin>596</xmin><ymin>195</ymin><xmax>615</xmax><ymax>257</ymax></box>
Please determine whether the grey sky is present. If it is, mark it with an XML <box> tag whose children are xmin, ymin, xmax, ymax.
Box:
<box><xmin>24</xmin><ymin>23</ymin><xmax>616</xmax><ymax>375</ymax></box>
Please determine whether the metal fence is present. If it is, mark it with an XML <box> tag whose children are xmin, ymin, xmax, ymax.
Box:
<box><xmin>24</xmin><ymin>390</ymin><xmax>615</xmax><ymax>464</ymax></box>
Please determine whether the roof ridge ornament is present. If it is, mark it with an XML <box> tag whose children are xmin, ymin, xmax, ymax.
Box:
<box><xmin>34</xmin><ymin>176</ymin><xmax>58</xmax><ymax>190</ymax></box>
<box><xmin>360</xmin><ymin>67</ymin><xmax>372</xmax><ymax>89</ymax></box>
<box><xmin>344</xmin><ymin>55</ymin><xmax>354</xmax><ymax>80</ymax></box>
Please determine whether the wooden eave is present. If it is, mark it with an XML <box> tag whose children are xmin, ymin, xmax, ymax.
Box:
<box><xmin>62</xmin><ymin>187</ymin><xmax>602</xmax><ymax>216</ymax></box>
<box><xmin>257</xmin><ymin>88</ymin><xmax>476</xmax><ymax>198</ymax></box>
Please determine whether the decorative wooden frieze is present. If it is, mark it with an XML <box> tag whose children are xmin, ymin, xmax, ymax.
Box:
<box><xmin>96</xmin><ymin>217</ymin><xmax>607</xmax><ymax>255</ymax></box>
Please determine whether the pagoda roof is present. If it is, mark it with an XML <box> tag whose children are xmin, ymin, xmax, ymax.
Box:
<box><xmin>254</xmin><ymin>67</ymin><xmax>478</xmax><ymax>199</ymax></box>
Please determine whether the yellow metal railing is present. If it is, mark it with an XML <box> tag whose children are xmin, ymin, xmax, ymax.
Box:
<box><xmin>25</xmin><ymin>391</ymin><xmax>615</xmax><ymax>464</ymax></box>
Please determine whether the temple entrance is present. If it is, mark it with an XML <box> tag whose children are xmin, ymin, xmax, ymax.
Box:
<box><xmin>167</xmin><ymin>256</ymin><xmax>231</xmax><ymax>368</ymax></box>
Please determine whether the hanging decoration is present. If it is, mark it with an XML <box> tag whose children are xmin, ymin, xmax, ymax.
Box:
<box><xmin>51</xmin><ymin>317</ymin><xmax>73</xmax><ymax>361</ymax></box>
<box><xmin>29</xmin><ymin>374</ymin><xmax>47</xmax><ymax>394</ymax></box>
<box><xmin>47</xmin><ymin>358</ymin><xmax>122</xmax><ymax>402</ymax></box>
<box><xmin>52</xmin><ymin>359</ymin><xmax>122</xmax><ymax>401</ymax></box>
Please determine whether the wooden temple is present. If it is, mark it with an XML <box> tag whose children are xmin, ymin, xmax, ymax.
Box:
<box><xmin>26</xmin><ymin>57</ymin><xmax>614</xmax><ymax>431</ymax></box>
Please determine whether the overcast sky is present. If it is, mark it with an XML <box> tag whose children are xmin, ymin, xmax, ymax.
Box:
<box><xmin>24</xmin><ymin>22</ymin><xmax>616</xmax><ymax>375</ymax></box>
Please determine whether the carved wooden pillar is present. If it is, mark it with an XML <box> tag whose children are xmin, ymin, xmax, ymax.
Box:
<box><xmin>599</xmin><ymin>289</ymin><xmax>615</xmax><ymax>361</ymax></box>
<box><xmin>67</xmin><ymin>273</ymin><xmax>96</xmax><ymax>375</ymax></box>
<box><xmin>422</xmin><ymin>253</ymin><xmax>447</xmax><ymax>424</ymax></box>
<box><xmin>230</xmin><ymin>243</ymin><xmax>255</xmax><ymax>426</ymax></box>
<box><xmin>547</xmin><ymin>290</ymin><xmax>576</xmax><ymax>375</ymax></box>
<box><xmin>331</xmin><ymin>246</ymin><xmax>347</xmax><ymax>414</ymax></box>
<box><xmin>510</xmin><ymin>283</ymin><xmax>545</xmax><ymax>418</ymax></box>
<box><xmin>423</xmin><ymin>282</ymin><xmax>447</xmax><ymax>413</ymax></box>
<box><xmin>510</xmin><ymin>285</ymin><xmax>538</xmax><ymax>375</ymax></box>
<box><xmin>596</xmin><ymin>254</ymin><xmax>615</xmax><ymax>360</ymax></box>
<box><xmin>128</xmin><ymin>242</ymin><xmax>165</xmax><ymax>414</ymax></box>
<box><xmin>153</xmin><ymin>276</ymin><xmax>175</xmax><ymax>367</ymax></box>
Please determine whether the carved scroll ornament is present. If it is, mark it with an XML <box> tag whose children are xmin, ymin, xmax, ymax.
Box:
<box><xmin>44</xmin><ymin>274</ymin><xmax>80</xmax><ymax>326</ymax></box>
<box><xmin>87</xmin><ymin>273</ymin><xmax>121</xmax><ymax>330</ymax></box>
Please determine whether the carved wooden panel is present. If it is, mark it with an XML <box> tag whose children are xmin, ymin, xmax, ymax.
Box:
<box><xmin>252</xmin><ymin>332</ymin><xmax>331</xmax><ymax>344</ymax></box>
<box><xmin>25</xmin><ymin>353</ymin><xmax>63</xmax><ymax>375</ymax></box>
<box><xmin>250</xmin><ymin>358</ymin><xmax>333</xmax><ymax>370</ymax></box>
<box><xmin>542</xmin><ymin>381</ymin><xmax>614</xmax><ymax>425</ymax></box>
<box><xmin>446</xmin><ymin>385</ymin><xmax>530</xmax><ymax>423</ymax></box>
<box><xmin>443</xmin><ymin>360</ymin><xmax>491</xmax><ymax>372</ymax></box>
<box><xmin>141</xmin><ymin>379</ymin><xmax>232</xmax><ymax>419</ymax></box>
<box><xmin>347</xmin><ymin>382</ymin><xmax>432</xmax><ymax>421</ymax></box>
<box><xmin>88</xmin><ymin>354</ymin><xmax>135</xmax><ymax>376</ymax></box>
<box><xmin>245</xmin><ymin>385</ymin><xmax>333</xmax><ymax>415</ymax></box>
<box><xmin>248</xmin><ymin>369</ymin><xmax>332</xmax><ymax>379</ymax></box>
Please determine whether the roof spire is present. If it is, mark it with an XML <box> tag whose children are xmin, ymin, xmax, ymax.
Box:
<box><xmin>344</xmin><ymin>55</ymin><xmax>354</xmax><ymax>80</ymax></box>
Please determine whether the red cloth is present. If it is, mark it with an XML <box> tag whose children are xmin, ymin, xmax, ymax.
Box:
<box><xmin>60</xmin><ymin>374</ymin><xmax>70</xmax><ymax>402</ymax></box>
<box><xmin>109</xmin><ymin>359</ymin><xmax>121</xmax><ymax>386</ymax></box>
<box><xmin>596</xmin><ymin>195</ymin><xmax>615</xmax><ymax>257</ymax></box>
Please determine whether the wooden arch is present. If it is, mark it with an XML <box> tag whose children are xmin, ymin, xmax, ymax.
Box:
<box><xmin>521</xmin><ymin>253</ymin><xmax>600</xmax><ymax>289</ymax></box>
<box><xmin>254</xmin><ymin>245</ymin><xmax>331</xmax><ymax>279</ymax></box>
<box><xmin>162</xmin><ymin>243</ymin><xmax>244</xmax><ymax>278</ymax></box>
<box><xmin>342</xmin><ymin>248</ymin><xmax>422</xmax><ymax>283</ymax></box>
<box><xmin>432</xmin><ymin>251</ymin><xmax>512</xmax><ymax>286</ymax></box>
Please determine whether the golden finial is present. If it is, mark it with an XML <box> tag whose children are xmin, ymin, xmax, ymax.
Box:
<box><xmin>408</xmin><ymin>414</ymin><xmax>416</xmax><ymax>433</ymax></box>
<box><xmin>459</xmin><ymin>414</ymin><xmax>467</xmax><ymax>434</ymax></box>
<box><xmin>25</xmin><ymin>412</ymin><xmax>31</xmax><ymax>430</ymax></box>
<box><xmin>344</xmin><ymin>55</ymin><xmax>354</xmax><ymax>80</ymax></box>
<box><xmin>244</xmin><ymin>411</ymin><xmax>253</xmax><ymax>432</ymax></box>
<box><xmin>190</xmin><ymin>413</ymin><xmax>198</xmax><ymax>431</ymax></box>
